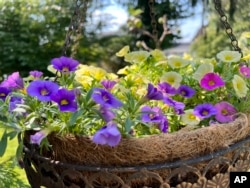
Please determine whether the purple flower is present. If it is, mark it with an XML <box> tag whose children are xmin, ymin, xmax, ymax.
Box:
<box><xmin>9</xmin><ymin>96</ymin><xmax>24</xmax><ymax>112</ymax></box>
<box><xmin>29</xmin><ymin>70</ymin><xmax>43</xmax><ymax>80</ymax></box>
<box><xmin>158</xmin><ymin>82</ymin><xmax>176</xmax><ymax>95</ymax></box>
<box><xmin>239</xmin><ymin>66</ymin><xmax>250</xmax><ymax>78</ymax></box>
<box><xmin>0</xmin><ymin>87</ymin><xmax>11</xmax><ymax>101</ymax></box>
<box><xmin>101</xmin><ymin>80</ymin><xmax>116</xmax><ymax>90</ymax></box>
<box><xmin>141</xmin><ymin>106</ymin><xmax>168</xmax><ymax>133</ymax></box>
<box><xmin>145</xmin><ymin>83</ymin><xmax>163</xmax><ymax>100</ymax></box>
<box><xmin>1</xmin><ymin>72</ymin><xmax>24</xmax><ymax>89</ymax></box>
<box><xmin>91</xmin><ymin>88</ymin><xmax>122</xmax><ymax>108</ymax></box>
<box><xmin>27</xmin><ymin>80</ymin><xmax>59</xmax><ymax>102</ymax></box>
<box><xmin>50</xmin><ymin>88</ymin><xmax>78</xmax><ymax>112</ymax></box>
<box><xmin>193</xmin><ymin>103</ymin><xmax>217</xmax><ymax>119</ymax></box>
<box><xmin>163</xmin><ymin>96</ymin><xmax>185</xmax><ymax>114</ymax></box>
<box><xmin>51</xmin><ymin>56</ymin><xmax>79</xmax><ymax>73</ymax></box>
<box><xmin>200</xmin><ymin>73</ymin><xmax>225</xmax><ymax>90</ymax></box>
<box><xmin>92</xmin><ymin>122</ymin><xmax>121</xmax><ymax>146</ymax></box>
<box><xmin>214</xmin><ymin>101</ymin><xmax>237</xmax><ymax>123</ymax></box>
<box><xmin>177</xmin><ymin>85</ymin><xmax>196</xmax><ymax>98</ymax></box>
<box><xmin>30</xmin><ymin>131</ymin><xmax>47</xmax><ymax>145</ymax></box>
<box><xmin>99</xmin><ymin>106</ymin><xmax>115</xmax><ymax>122</ymax></box>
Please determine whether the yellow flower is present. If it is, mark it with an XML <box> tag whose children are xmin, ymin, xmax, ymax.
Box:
<box><xmin>160</xmin><ymin>71</ymin><xmax>182</xmax><ymax>88</ymax></box>
<box><xmin>241</xmin><ymin>54</ymin><xmax>250</xmax><ymax>61</ymax></box>
<box><xmin>116</xmin><ymin>45</ymin><xmax>130</xmax><ymax>57</ymax></box>
<box><xmin>150</xmin><ymin>49</ymin><xmax>167</xmax><ymax>61</ymax></box>
<box><xmin>216</xmin><ymin>50</ymin><xmax>241</xmax><ymax>63</ymax></box>
<box><xmin>167</xmin><ymin>55</ymin><xmax>189</xmax><ymax>69</ymax></box>
<box><xmin>193</xmin><ymin>63</ymin><xmax>214</xmax><ymax>81</ymax></box>
<box><xmin>124</xmin><ymin>51</ymin><xmax>150</xmax><ymax>64</ymax></box>
<box><xmin>75</xmin><ymin>65</ymin><xmax>107</xmax><ymax>81</ymax></box>
<box><xmin>74</xmin><ymin>75</ymin><xmax>93</xmax><ymax>89</ymax></box>
<box><xmin>232</xmin><ymin>75</ymin><xmax>248</xmax><ymax>98</ymax></box>
<box><xmin>181</xmin><ymin>109</ymin><xmax>200</xmax><ymax>126</ymax></box>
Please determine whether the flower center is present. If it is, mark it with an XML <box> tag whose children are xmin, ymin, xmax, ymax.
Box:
<box><xmin>181</xmin><ymin>90</ymin><xmax>186</xmax><ymax>96</ymax></box>
<box><xmin>40</xmin><ymin>89</ymin><xmax>49</xmax><ymax>96</ymax></box>
<box><xmin>188</xmin><ymin>114</ymin><xmax>196</xmax><ymax>120</ymax></box>
<box><xmin>0</xmin><ymin>93</ymin><xmax>6</xmax><ymax>97</ymax></box>
<box><xmin>225</xmin><ymin>55</ymin><xmax>232</xmax><ymax>61</ymax></box>
<box><xmin>62</xmin><ymin>66</ymin><xmax>69</xmax><ymax>72</ymax></box>
<box><xmin>168</xmin><ymin>77</ymin><xmax>175</xmax><ymax>84</ymax></box>
<box><xmin>202</xmin><ymin>110</ymin><xmax>208</xmax><ymax>116</ymax></box>
<box><xmin>208</xmin><ymin>80</ymin><xmax>215</xmax><ymax>86</ymax></box>
<box><xmin>60</xmin><ymin>99</ymin><xmax>69</xmax><ymax>105</ymax></box>
<box><xmin>174</xmin><ymin>61</ymin><xmax>181</xmax><ymax>67</ymax></box>
<box><xmin>221</xmin><ymin>109</ymin><xmax>228</xmax><ymax>115</ymax></box>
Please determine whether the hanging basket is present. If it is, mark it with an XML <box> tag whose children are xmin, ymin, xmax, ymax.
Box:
<box><xmin>23</xmin><ymin>113</ymin><xmax>250</xmax><ymax>188</ymax></box>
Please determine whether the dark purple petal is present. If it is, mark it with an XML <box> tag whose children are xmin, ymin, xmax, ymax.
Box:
<box><xmin>27</xmin><ymin>80</ymin><xmax>59</xmax><ymax>102</ymax></box>
<box><xmin>0</xmin><ymin>87</ymin><xmax>11</xmax><ymax>101</ymax></box>
<box><xmin>9</xmin><ymin>96</ymin><xmax>23</xmax><ymax>112</ymax></box>
<box><xmin>163</xmin><ymin>96</ymin><xmax>185</xmax><ymax>114</ymax></box>
<box><xmin>101</xmin><ymin>80</ymin><xmax>116</xmax><ymax>90</ymax></box>
<box><xmin>91</xmin><ymin>88</ymin><xmax>122</xmax><ymax>108</ymax></box>
<box><xmin>100</xmin><ymin>106</ymin><xmax>115</xmax><ymax>122</ymax></box>
<box><xmin>1</xmin><ymin>72</ymin><xmax>24</xmax><ymax>89</ymax></box>
<box><xmin>50</xmin><ymin>88</ymin><xmax>77</xmax><ymax>112</ymax></box>
<box><xmin>51</xmin><ymin>56</ymin><xmax>79</xmax><ymax>73</ymax></box>
<box><xmin>158</xmin><ymin>82</ymin><xmax>176</xmax><ymax>95</ymax></box>
<box><xmin>146</xmin><ymin>83</ymin><xmax>163</xmax><ymax>100</ymax></box>
<box><xmin>177</xmin><ymin>85</ymin><xmax>196</xmax><ymax>98</ymax></box>
<box><xmin>193</xmin><ymin>103</ymin><xmax>217</xmax><ymax>119</ymax></box>
<box><xmin>92</xmin><ymin>122</ymin><xmax>121</xmax><ymax>146</ymax></box>
<box><xmin>29</xmin><ymin>70</ymin><xmax>43</xmax><ymax>79</ymax></box>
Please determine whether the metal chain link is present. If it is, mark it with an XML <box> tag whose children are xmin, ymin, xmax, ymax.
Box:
<box><xmin>148</xmin><ymin>0</ymin><xmax>158</xmax><ymax>45</ymax></box>
<box><xmin>61</xmin><ymin>0</ymin><xmax>89</xmax><ymax>56</ymax></box>
<box><xmin>213</xmin><ymin>0</ymin><xmax>243</xmax><ymax>56</ymax></box>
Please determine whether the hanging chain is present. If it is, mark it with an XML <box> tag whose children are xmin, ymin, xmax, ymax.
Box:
<box><xmin>61</xmin><ymin>0</ymin><xmax>89</xmax><ymax>56</ymax></box>
<box><xmin>148</xmin><ymin>0</ymin><xmax>158</xmax><ymax>45</ymax></box>
<box><xmin>213</xmin><ymin>0</ymin><xmax>243</xmax><ymax>56</ymax></box>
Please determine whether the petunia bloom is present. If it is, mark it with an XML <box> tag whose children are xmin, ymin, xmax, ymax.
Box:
<box><xmin>0</xmin><ymin>87</ymin><xmax>11</xmax><ymax>101</ymax></box>
<box><xmin>216</xmin><ymin>50</ymin><xmax>241</xmax><ymax>63</ymax></box>
<box><xmin>27</xmin><ymin>80</ymin><xmax>59</xmax><ymax>102</ymax></box>
<box><xmin>167</xmin><ymin>55</ymin><xmax>189</xmax><ymax>69</ymax></box>
<box><xmin>158</xmin><ymin>82</ymin><xmax>176</xmax><ymax>95</ymax></box>
<box><xmin>101</xmin><ymin>80</ymin><xmax>116</xmax><ymax>90</ymax></box>
<box><xmin>239</xmin><ymin>66</ymin><xmax>250</xmax><ymax>78</ymax></box>
<box><xmin>50</xmin><ymin>88</ymin><xmax>78</xmax><ymax>112</ymax></box>
<box><xmin>30</xmin><ymin>130</ymin><xmax>50</xmax><ymax>145</ymax></box>
<box><xmin>232</xmin><ymin>75</ymin><xmax>248</xmax><ymax>98</ymax></box>
<box><xmin>29</xmin><ymin>70</ymin><xmax>43</xmax><ymax>80</ymax></box>
<box><xmin>163</xmin><ymin>96</ymin><xmax>185</xmax><ymax>115</ymax></box>
<box><xmin>214</xmin><ymin>101</ymin><xmax>237</xmax><ymax>123</ymax></box>
<box><xmin>193</xmin><ymin>63</ymin><xmax>214</xmax><ymax>81</ymax></box>
<box><xmin>99</xmin><ymin>106</ymin><xmax>115</xmax><ymax>122</ymax></box>
<box><xmin>51</xmin><ymin>56</ymin><xmax>79</xmax><ymax>73</ymax></box>
<box><xmin>91</xmin><ymin>88</ymin><xmax>123</xmax><ymax>108</ymax></box>
<box><xmin>0</xmin><ymin>72</ymin><xmax>24</xmax><ymax>89</ymax></box>
<box><xmin>200</xmin><ymin>73</ymin><xmax>225</xmax><ymax>90</ymax></box>
<box><xmin>8</xmin><ymin>96</ymin><xmax>24</xmax><ymax>112</ymax></box>
<box><xmin>193</xmin><ymin>103</ymin><xmax>217</xmax><ymax>119</ymax></box>
<box><xmin>181</xmin><ymin>109</ymin><xmax>200</xmax><ymax>126</ymax></box>
<box><xmin>92</xmin><ymin>122</ymin><xmax>121</xmax><ymax>147</ymax></box>
<box><xmin>177</xmin><ymin>85</ymin><xmax>195</xmax><ymax>98</ymax></box>
<box><xmin>160</xmin><ymin>71</ymin><xmax>182</xmax><ymax>88</ymax></box>
<box><xmin>145</xmin><ymin>83</ymin><xmax>163</xmax><ymax>100</ymax></box>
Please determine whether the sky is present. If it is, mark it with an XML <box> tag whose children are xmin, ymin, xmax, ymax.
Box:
<box><xmin>95</xmin><ymin>1</ymin><xmax>203</xmax><ymax>43</ymax></box>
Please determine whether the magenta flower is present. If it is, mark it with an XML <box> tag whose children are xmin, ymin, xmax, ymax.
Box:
<box><xmin>200</xmin><ymin>73</ymin><xmax>225</xmax><ymax>90</ymax></box>
<box><xmin>9</xmin><ymin>96</ymin><xmax>24</xmax><ymax>112</ymax></box>
<box><xmin>0</xmin><ymin>87</ymin><xmax>11</xmax><ymax>101</ymax></box>
<box><xmin>30</xmin><ymin>131</ymin><xmax>47</xmax><ymax>145</ymax></box>
<box><xmin>99</xmin><ymin>106</ymin><xmax>115</xmax><ymax>122</ymax></box>
<box><xmin>158</xmin><ymin>82</ymin><xmax>176</xmax><ymax>95</ymax></box>
<box><xmin>91</xmin><ymin>88</ymin><xmax>123</xmax><ymax>108</ymax></box>
<box><xmin>101</xmin><ymin>80</ymin><xmax>116</xmax><ymax>90</ymax></box>
<box><xmin>239</xmin><ymin>66</ymin><xmax>250</xmax><ymax>78</ymax></box>
<box><xmin>0</xmin><ymin>72</ymin><xmax>24</xmax><ymax>89</ymax></box>
<box><xmin>29</xmin><ymin>70</ymin><xmax>43</xmax><ymax>80</ymax></box>
<box><xmin>50</xmin><ymin>88</ymin><xmax>77</xmax><ymax>112</ymax></box>
<box><xmin>163</xmin><ymin>96</ymin><xmax>185</xmax><ymax>114</ymax></box>
<box><xmin>145</xmin><ymin>83</ymin><xmax>163</xmax><ymax>100</ymax></box>
<box><xmin>92</xmin><ymin>122</ymin><xmax>121</xmax><ymax>146</ymax></box>
<box><xmin>177</xmin><ymin>85</ymin><xmax>195</xmax><ymax>98</ymax></box>
<box><xmin>141</xmin><ymin>106</ymin><xmax>168</xmax><ymax>133</ymax></box>
<box><xmin>214</xmin><ymin>101</ymin><xmax>237</xmax><ymax>123</ymax></box>
<box><xmin>27</xmin><ymin>80</ymin><xmax>59</xmax><ymax>102</ymax></box>
<box><xmin>51</xmin><ymin>56</ymin><xmax>79</xmax><ymax>73</ymax></box>
<box><xmin>193</xmin><ymin>103</ymin><xmax>217</xmax><ymax>119</ymax></box>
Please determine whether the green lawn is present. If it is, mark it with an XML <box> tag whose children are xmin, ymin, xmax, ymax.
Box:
<box><xmin>0</xmin><ymin>129</ymin><xmax>30</xmax><ymax>188</ymax></box>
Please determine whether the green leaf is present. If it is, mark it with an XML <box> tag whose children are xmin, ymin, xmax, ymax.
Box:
<box><xmin>15</xmin><ymin>141</ymin><xmax>23</xmax><ymax>161</ymax></box>
<box><xmin>69</xmin><ymin>109</ymin><xmax>84</xmax><ymax>126</ymax></box>
<box><xmin>0</xmin><ymin>130</ymin><xmax>8</xmax><ymax>157</ymax></box>
<box><xmin>7</xmin><ymin>131</ymin><xmax>18</xmax><ymax>140</ymax></box>
<box><xmin>125</xmin><ymin>117</ymin><xmax>133</xmax><ymax>133</ymax></box>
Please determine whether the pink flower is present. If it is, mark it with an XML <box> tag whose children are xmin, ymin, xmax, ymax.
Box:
<box><xmin>200</xmin><ymin>73</ymin><xmax>225</xmax><ymax>90</ymax></box>
<box><xmin>239</xmin><ymin>66</ymin><xmax>250</xmax><ymax>78</ymax></box>
<box><xmin>214</xmin><ymin>101</ymin><xmax>237</xmax><ymax>123</ymax></box>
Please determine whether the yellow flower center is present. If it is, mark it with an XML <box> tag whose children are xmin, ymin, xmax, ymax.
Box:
<box><xmin>40</xmin><ymin>89</ymin><xmax>49</xmax><ymax>96</ymax></box>
<box><xmin>208</xmin><ymin>80</ymin><xmax>215</xmax><ymax>86</ymax></box>
<box><xmin>225</xmin><ymin>55</ymin><xmax>232</xmax><ymax>61</ymax></box>
<box><xmin>168</xmin><ymin>77</ymin><xmax>175</xmax><ymax>84</ymax></box>
<box><xmin>188</xmin><ymin>114</ymin><xmax>196</xmax><ymax>120</ymax></box>
<box><xmin>202</xmin><ymin>110</ymin><xmax>208</xmax><ymax>115</ymax></box>
<box><xmin>62</xmin><ymin>67</ymin><xmax>69</xmax><ymax>72</ymax></box>
<box><xmin>60</xmin><ymin>99</ymin><xmax>69</xmax><ymax>105</ymax></box>
<box><xmin>0</xmin><ymin>93</ymin><xmax>6</xmax><ymax>97</ymax></box>
<box><xmin>221</xmin><ymin>109</ymin><xmax>228</xmax><ymax>115</ymax></box>
<box><xmin>174</xmin><ymin>61</ymin><xmax>181</xmax><ymax>67</ymax></box>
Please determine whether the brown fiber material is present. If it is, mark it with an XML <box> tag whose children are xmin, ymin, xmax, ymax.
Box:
<box><xmin>46</xmin><ymin>113</ymin><xmax>250</xmax><ymax>166</ymax></box>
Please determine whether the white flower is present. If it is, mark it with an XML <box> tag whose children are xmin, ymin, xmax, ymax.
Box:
<box><xmin>160</xmin><ymin>71</ymin><xmax>182</xmax><ymax>88</ymax></box>
<box><xmin>167</xmin><ymin>55</ymin><xmax>189</xmax><ymax>69</ymax></box>
<box><xmin>181</xmin><ymin>109</ymin><xmax>200</xmax><ymax>126</ymax></box>
<box><xmin>193</xmin><ymin>63</ymin><xmax>214</xmax><ymax>81</ymax></box>
<box><xmin>216</xmin><ymin>50</ymin><xmax>241</xmax><ymax>63</ymax></box>
<box><xmin>232</xmin><ymin>75</ymin><xmax>248</xmax><ymax>98</ymax></box>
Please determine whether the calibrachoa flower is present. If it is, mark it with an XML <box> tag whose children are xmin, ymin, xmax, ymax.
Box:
<box><xmin>29</xmin><ymin>70</ymin><xmax>43</xmax><ymax>80</ymax></box>
<box><xmin>0</xmin><ymin>87</ymin><xmax>11</xmax><ymax>101</ymax></box>
<box><xmin>27</xmin><ymin>80</ymin><xmax>59</xmax><ymax>102</ymax></box>
<box><xmin>50</xmin><ymin>88</ymin><xmax>78</xmax><ymax>112</ymax></box>
<box><xmin>181</xmin><ymin>109</ymin><xmax>200</xmax><ymax>126</ymax></box>
<box><xmin>232</xmin><ymin>75</ymin><xmax>248</xmax><ymax>97</ymax></box>
<box><xmin>163</xmin><ymin>96</ymin><xmax>185</xmax><ymax>114</ymax></box>
<box><xmin>160</xmin><ymin>71</ymin><xmax>182</xmax><ymax>88</ymax></box>
<box><xmin>101</xmin><ymin>80</ymin><xmax>116</xmax><ymax>90</ymax></box>
<box><xmin>30</xmin><ymin>130</ymin><xmax>50</xmax><ymax>145</ymax></box>
<box><xmin>145</xmin><ymin>83</ymin><xmax>163</xmax><ymax>100</ymax></box>
<box><xmin>51</xmin><ymin>56</ymin><xmax>79</xmax><ymax>73</ymax></box>
<box><xmin>177</xmin><ymin>85</ymin><xmax>195</xmax><ymax>98</ymax></box>
<box><xmin>193</xmin><ymin>103</ymin><xmax>217</xmax><ymax>119</ymax></box>
<box><xmin>167</xmin><ymin>55</ymin><xmax>189</xmax><ymax>69</ymax></box>
<box><xmin>200</xmin><ymin>72</ymin><xmax>225</xmax><ymax>90</ymax></box>
<box><xmin>239</xmin><ymin>65</ymin><xmax>250</xmax><ymax>78</ymax></box>
<box><xmin>91</xmin><ymin>88</ymin><xmax>123</xmax><ymax>108</ymax></box>
<box><xmin>92</xmin><ymin>122</ymin><xmax>121</xmax><ymax>147</ymax></box>
<box><xmin>193</xmin><ymin>63</ymin><xmax>214</xmax><ymax>81</ymax></box>
<box><xmin>99</xmin><ymin>106</ymin><xmax>115</xmax><ymax>122</ymax></box>
<box><xmin>158</xmin><ymin>82</ymin><xmax>176</xmax><ymax>95</ymax></box>
<box><xmin>9</xmin><ymin>96</ymin><xmax>24</xmax><ymax>112</ymax></box>
<box><xmin>216</xmin><ymin>50</ymin><xmax>241</xmax><ymax>63</ymax></box>
<box><xmin>214</xmin><ymin>101</ymin><xmax>237</xmax><ymax>123</ymax></box>
<box><xmin>0</xmin><ymin>72</ymin><xmax>24</xmax><ymax>89</ymax></box>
